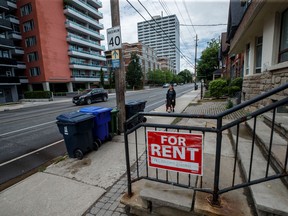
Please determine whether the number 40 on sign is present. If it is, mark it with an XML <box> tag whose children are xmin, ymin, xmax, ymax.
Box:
<box><xmin>107</xmin><ymin>26</ymin><xmax>122</xmax><ymax>51</ymax></box>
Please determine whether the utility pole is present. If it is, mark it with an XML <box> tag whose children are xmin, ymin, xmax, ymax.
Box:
<box><xmin>194</xmin><ymin>34</ymin><xmax>198</xmax><ymax>83</ymax></box>
<box><xmin>110</xmin><ymin>0</ymin><xmax>125</xmax><ymax>133</ymax></box>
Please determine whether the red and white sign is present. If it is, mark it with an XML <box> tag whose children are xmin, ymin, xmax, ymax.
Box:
<box><xmin>147</xmin><ymin>131</ymin><xmax>203</xmax><ymax>175</ymax></box>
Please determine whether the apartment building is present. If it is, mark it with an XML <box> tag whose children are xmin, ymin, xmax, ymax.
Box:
<box><xmin>0</xmin><ymin>0</ymin><xmax>106</xmax><ymax>99</ymax></box>
<box><xmin>157</xmin><ymin>56</ymin><xmax>174</xmax><ymax>71</ymax></box>
<box><xmin>122</xmin><ymin>42</ymin><xmax>160</xmax><ymax>83</ymax></box>
<box><xmin>0</xmin><ymin>0</ymin><xmax>26</xmax><ymax>103</ymax></box>
<box><xmin>137</xmin><ymin>14</ymin><xmax>180</xmax><ymax>73</ymax></box>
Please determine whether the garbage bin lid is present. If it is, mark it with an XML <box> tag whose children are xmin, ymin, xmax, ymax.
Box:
<box><xmin>94</xmin><ymin>107</ymin><xmax>113</xmax><ymax>113</ymax></box>
<box><xmin>79</xmin><ymin>106</ymin><xmax>102</xmax><ymax>114</ymax></box>
<box><xmin>56</xmin><ymin>112</ymin><xmax>94</xmax><ymax>123</ymax></box>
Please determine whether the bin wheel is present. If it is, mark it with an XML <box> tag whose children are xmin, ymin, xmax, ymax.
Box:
<box><xmin>74</xmin><ymin>149</ymin><xmax>84</xmax><ymax>160</ymax></box>
<box><xmin>86</xmin><ymin>98</ymin><xmax>92</xmax><ymax>105</ymax></box>
<box><xmin>142</xmin><ymin>117</ymin><xmax>147</xmax><ymax>123</ymax></box>
<box><xmin>93</xmin><ymin>141</ymin><xmax>100</xmax><ymax>151</ymax></box>
<box><xmin>95</xmin><ymin>138</ymin><xmax>102</xmax><ymax>146</ymax></box>
<box><xmin>102</xmin><ymin>96</ymin><xmax>108</xmax><ymax>102</ymax></box>
<box><xmin>107</xmin><ymin>134</ymin><xmax>113</xmax><ymax>141</ymax></box>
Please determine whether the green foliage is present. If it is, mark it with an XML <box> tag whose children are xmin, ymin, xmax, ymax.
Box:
<box><xmin>126</xmin><ymin>53</ymin><xmax>143</xmax><ymax>89</ymax></box>
<box><xmin>227</xmin><ymin>86</ymin><xmax>241</xmax><ymax>97</ymax></box>
<box><xmin>226</xmin><ymin>99</ymin><xmax>234</xmax><ymax>109</ymax></box>
<box><xmin>147</xmin><ymin>69</ymin><xmax>174</xmax><ymax>85</ymax></box>
<box><xmin>24</xmin><ymin>91</ymin><xmax>52</xmax><ymax>99</ymax></box>
<box><xmin>209</xmin><ymin>79</ymin><xmax>227</xmax><ymax>98</ymax></box>
<box><xmin>178</xmin><ymin>69</ymin><xmax>192</xmax><ymax>83</ymax></box>
<box><xmin>230</xmin><ymin>77</ymin><xmax>243</xmax><ymax>90</ymax></box>
<box><xmin>204</xmin><ymin>90</ymin><xmax>211</xmax><ymax>98</ymax></box>
<box><xmin>196</xmin><ymin>38</ymin><xmax>220</xmax><ymax>81</ymax></box>
<box><xmin>100</xmin><ymin>68</ymin><xmax>104</xmax><ymax>88</ymax></box>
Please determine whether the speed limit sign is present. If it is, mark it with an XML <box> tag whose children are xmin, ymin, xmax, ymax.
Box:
<box><xmin>107</xmin><ymin>26</ymin><xmax>122</xmax><ymax>51</ymax></box>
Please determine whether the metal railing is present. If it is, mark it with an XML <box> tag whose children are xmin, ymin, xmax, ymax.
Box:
<box><xmin>123</xmin><ymin>83</ymin><xmax>288</xmax><ymax>206</ymax></box>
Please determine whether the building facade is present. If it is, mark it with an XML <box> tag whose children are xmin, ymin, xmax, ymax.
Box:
<box><xmin>0</xmin><ymin>0</ymin><xmax>26</xmax><ymax>103</ymax></box>
<box><xmin>227</xmin><ymin>0</ymin><xmax>288</xmax><ymax>110</ymax></box>
<box><xmin>0</xmin><ymin>0</ymin><xmax>106</xmax><ymax>103</ymax></box>
<box><xmin>122</xmin><ymin>42</ymin><xmax>160</xmax><ymax>84</ymax></box>
<box><xmin>137</xmin><ymin>14</ymin><xmax>180</xmax><ymax>73</ymax></box>
<box><xmin>157</xmin><ymin>56</ymin><xmax>173</xmax><ymax>71</ymax></box>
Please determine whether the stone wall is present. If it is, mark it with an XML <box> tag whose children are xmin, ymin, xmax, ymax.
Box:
<box><xmin>242</xmin><ymin>68</ymin><xmax>288</xmax><ymax>111</ymax></box>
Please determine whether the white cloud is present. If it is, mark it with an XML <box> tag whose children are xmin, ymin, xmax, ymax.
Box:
<box><xmin>100</xmin><ymin>0</ymin><xmax>229</xmax><ymax>73</ymax></box>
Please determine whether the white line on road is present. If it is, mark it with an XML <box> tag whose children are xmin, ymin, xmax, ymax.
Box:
<box><xmin>0</xmin><ymin>120</ymin><xmax>57</xmax><ymax>137</ymax></box>
<box><xmin>0</xmin><ymin>139</ymin><xmax>64</xmax><ymax>167</ymax></box>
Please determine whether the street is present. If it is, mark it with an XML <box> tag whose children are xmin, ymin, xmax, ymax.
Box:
<box><xmin>0</xmin><ymin>84</ymin><xmax>196</xmax><ymax>188</ymax></box>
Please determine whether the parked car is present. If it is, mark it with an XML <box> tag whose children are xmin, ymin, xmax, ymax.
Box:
<box><xmin>173</xmin><ymin>83</ymin><xmax>177</xmax><ymax>87</ymax></box>
<box><xmin>163</xmin><ymin>83</ymin><xmax>170</xmax><ymax>88</ymax></box>
<box><xmin>73</xmin><ymin>88</ymin><xmax>108</xmax><ymax>105</ymax></box>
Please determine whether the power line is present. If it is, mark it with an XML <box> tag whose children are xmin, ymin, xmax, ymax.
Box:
<box><xmin>182</xmin><ymin>0</ymin><xmax>197</xmax><ymax>35</ymax></box>
<box><xmin>180</xmin><ymin>24</ymin><xmax>227</xmax><ymax>26</ymax></box>
<box><xmin>134</xmin><ymin>0</ymin><xmax>195</xmax><ymax>68</ymax></box>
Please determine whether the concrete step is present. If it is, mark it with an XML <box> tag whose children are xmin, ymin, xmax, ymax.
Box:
<box><xmin>246</xmin><ymin>117</ymin><xmax>288</xmax><ymax>185</ymax></box>
<box><xmin>230</xmin><ymin>123</ymin><xmax>288</xmax><ymax>216</ymax></box>
<box><xmin>263</xmin><ymin>113</ymin><xmax>288</xmax><ymax>140</ymax></box>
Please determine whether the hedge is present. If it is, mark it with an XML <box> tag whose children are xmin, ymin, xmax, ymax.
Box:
<box><xmin>24</xmin><ymin>91</ymin><xmax>52</xmax><ymax>99</ymax></box>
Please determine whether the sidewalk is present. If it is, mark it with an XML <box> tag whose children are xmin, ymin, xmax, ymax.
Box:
<box><xmin>0</xmin><ymin>90</ymin><xmax>200</xmax><ymax>216</ymax></box>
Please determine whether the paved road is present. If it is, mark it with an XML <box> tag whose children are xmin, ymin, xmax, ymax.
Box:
<box><xmin>0</xmin><ymin>84</ymin><xmax>196</xmax><ymax>188</ymax></box>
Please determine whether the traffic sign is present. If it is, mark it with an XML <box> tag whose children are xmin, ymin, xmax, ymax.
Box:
<box><xmin>107</xmin><ymin>26</ymin><xmax>122</xmax><ymax>50</ymax></box>
<box><xmin>112</xmin><ymin>50</ymin><xmax>120</xmax><ymax>60</ymax></box>
<box><xmin>147</xmin><ymin>131</ymin><xmax>203</xmax><ymax>175</ymax></box>
<box><xmin>112</xmin><ymin>59</ymin><xmax>120</xmax><ymax>68</ymax></box>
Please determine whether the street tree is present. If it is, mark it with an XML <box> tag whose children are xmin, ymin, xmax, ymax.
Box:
<box><xmin>126</xmin><ymin>52</ymin><xmax>143</xmax><ymax>89</ymax></box>
<box><xmin>197</xmin><ymin>38</ymin><xmax>220</xmax><ymax>82</ymax></box>
<box><xmin>178</xmin><ymin>69</ymin><xmax>192</xmax><ymax>83</ymax></box>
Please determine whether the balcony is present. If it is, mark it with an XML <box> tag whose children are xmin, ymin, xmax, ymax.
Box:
<box><xmin>6</xmin><ymin>15</ymin><xmax>19</xmax><ymax>24</ymax></box>
<box><xmin>11</xmin><ymin>47</ymin><xmax>24</xmax><ymax>56</ymax></box>
<box><xmin>69</xmin><ymin>62</ymin><xmax>107</xmax><ymax>71</ymax></box>
<box><xmin>68</xmin><ymin>48</ymin><xmax>106</xmax><ymax>61</ymax></box>
<box><xmin>71</xmin><ymin>75</ymin><xmax>99</xmax><ymax>82</ymax></box>
<box><xmin>19</xmin><ymin>76</ymin><xmax>28</xmax><ymax>84</ymax></box>
<box><xmin>8</xmin><ymin>31</ymin><xmax>22</xmax><ymax>40</ymax></box>
<box><xmin>0</xmin><ymin>37</ymin><xmax>14</xmax><ymax>48</ymax></box>
<box><xmin>66</xmin><ymin>35</ymin><xmax>105</xmax><ymax>50</ymax></box>
<box><xmin>0</xmin><ymin>76</ymin><xmax>20</xmax><ymax>84</ymax></box>
<box><xmin>87</xmin><ymin>0</ymin><xmax>102</xmax><ymax>8</ymax></box>
<box><xmin>65</xmin><ymin>20</ymin><xmax>104</xmax><ymax>40</ymax></box>
<box><xmin>64</xmin><ymin>6</ymin><xmax>103</xmax><ymax>30</ymax></box>
<box><xmin>0</xmin><ymin>18</ymin><xmax>12</xmax><ymax>32</ymax></box>
<box><xmin>0</xmin><ymin>0</ymin><xmax>9</xmax><ymax>12</ymax></box>
<box><xmin>67</xmin><ymin>0</ymin><xmax>103</xmax><ymax>19</ymax></box>
<box><xmin>7</xmin><ymin>0</ymin><xmax>17</xmax><ymax>9</ymax></box>
<box><xmin>0</xmin><ymin>57</ymin><xmax>17</xmax><ymax>67</ymax></box>
<box><xmin>16</xmin><ymin>61</ymin><xmax>26</xmax><ymax>69</ymax></box>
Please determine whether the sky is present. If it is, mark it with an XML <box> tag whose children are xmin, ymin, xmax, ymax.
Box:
<box><xmin>100</xmin><ymin>0</ymin><xmax>230</xmax><ymax>73</ymax></box>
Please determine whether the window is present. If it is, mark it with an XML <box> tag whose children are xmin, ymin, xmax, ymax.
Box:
<box><xmin>25</xmin><ymin>36</ymin><xmax>37</xmax><ymax>47</ymax></box>
<box><xmin>279</xmin><ymin>9</ymin><xmax>288</xmax><ymax>62</ymax></box>
<box><xmin>29</xmin><ymin>67</ymin><xmax>40</xmax><ymax>76</ymax></box>
<box><xmin>27</xmin><ymin>52</ymin><xmax>38</xmax><ymax>62</ymax></box>
<box><xmin>245</xmin><ymin>43</ymin><xmax>250</xmax><ymax>75</ymax></box>
<box><xmin>20</xmin><ymin>3</ymin><xmax>32</xmax><ymax>16</ymax></box>
<box><xmin>255</xmin><ymin>36</ymin><xmax>263</xmax><ymax>73</ymax></box>
<box><xmin>0</xmin><ymin>50</ymin><xmax>9</xmax><ymax>58</ymax></box>
<box><xmin>23</xmin><ymin>20</ymin><xmax>34</xmax><ymax>32</ymax></box>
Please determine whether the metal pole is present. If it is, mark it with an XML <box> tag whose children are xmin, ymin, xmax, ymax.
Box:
<box><xmin>110</xmin><ymin>0</ymin><xmax>125</xmax><ymax>133</ymax></box>
<box><xmin>194</xmin><ymin>34</ymin><xmax>198</xmax><ymax>83</ymax></box>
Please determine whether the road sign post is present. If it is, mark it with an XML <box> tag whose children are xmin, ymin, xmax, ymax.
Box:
<box><xmin>147</xmin><ymin>131</ymin><xmax>203</xmax><ymax>175</ymax></box>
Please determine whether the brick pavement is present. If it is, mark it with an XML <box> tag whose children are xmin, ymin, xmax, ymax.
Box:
<box><xmin>83</xmin><ymin>100</ymin><xmax>247</xmax><ymax>216</ymax></box>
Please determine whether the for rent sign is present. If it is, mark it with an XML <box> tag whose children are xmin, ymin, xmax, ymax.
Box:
<box><xmin>147</xmin><ymin>131</ymin><xmax>203</xmax><ymax>175</ymax></box>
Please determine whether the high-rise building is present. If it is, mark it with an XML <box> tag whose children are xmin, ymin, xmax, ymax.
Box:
<box><xmin>0</xmin><ymin>0</ymin><xmax>106</xmax><ymax>103</ymax></box>
<box><xmin>0</xmin><ymin>0</ymin><xmax>26</xmax><ymax>103</ymax></box>
<box><xmin>137</xmin><ymin>14</ymin><xmax>180</xmax><ymax>73</ymax></box>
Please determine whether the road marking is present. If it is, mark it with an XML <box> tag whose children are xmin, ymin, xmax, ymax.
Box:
<box><xmin>0</xmin><ymin>139</ymin><xmax>64</xmax><ymax>167</ymax></box>
<box><xmin>0</xmin><ymin>120</ymin><xmax>57</xmax><ymax>137</ymax></box>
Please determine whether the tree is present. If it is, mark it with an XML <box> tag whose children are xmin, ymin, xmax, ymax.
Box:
<box><xmin>126</xmin><ymin>52</ymin><xmax>143</xmax><ymax>90</ymax></box>
<box><xmin>178</xmin><ymin>69</ymin><xmax>192</xmax><ymax>83</ymax></box>
<box><xmin>197</xmin><ymin>38</ymin><xmax>220</xmax><ymax>82</ymax></box>
<box><xmin>100</xmin><ymin>68</ymin><xmax>104</xmax><ymax>87</ymax></box>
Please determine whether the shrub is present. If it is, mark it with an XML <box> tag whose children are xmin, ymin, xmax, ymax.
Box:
<box><xmin>226</xmin><ymin>99</ymin><xmax>234</xmax><ymax>109</ymax></box>
<box><xmin>203</xmin><ymin>90</ymin><xmax>210</xmax><ymax>98</ymax></box>
<box><xmin>230</xmin><ymin>77</ymin><xmax>243</xmax><ymax>90</ymax></box>
<box><xmin>227</xmin><ymin>86</ymin><xmax>241</xmax><ymax>97</ymax></box>
<box><xmin>24</xmin><ymin>91</ymin><xmax>52</xmax><ymax>99</ymax></box>
<box><xmin>209</xmin><ymin>79</ymin><xmax>227</xmax><ymax>98</ymax></box>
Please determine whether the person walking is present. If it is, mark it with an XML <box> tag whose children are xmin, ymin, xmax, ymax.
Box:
<box><xmin>166</xmin><ymin>84</ymin><xmax>176</xmax><ymax>112</ymax></box>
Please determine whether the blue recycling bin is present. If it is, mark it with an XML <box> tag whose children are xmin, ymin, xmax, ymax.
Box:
<box><xmin>79</xmin><ymin>107</ymin><xmax>113</xmax><ymax>144</ymax></box>
<box><xmin>56</xmin><ymin>112</ymin><xmax>95</xmax><ymax>159</ymax></box>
